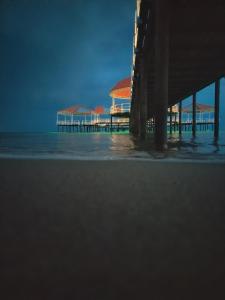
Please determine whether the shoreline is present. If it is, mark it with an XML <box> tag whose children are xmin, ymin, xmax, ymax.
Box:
<box><xmin>0</xmin><ymin>155</ymin><xmax>225</xmax><ymax>164</ymax></box>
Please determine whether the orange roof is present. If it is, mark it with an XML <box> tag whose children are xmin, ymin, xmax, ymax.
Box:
<box><xmin>109</xmin><ymin>77</ymin><xmax>131</xmax><ymax>99</ymax></box>
<box><xmin>57</xmin><ymin>105</ymin><xmax>106</xmax><ymax>115</ymax></box>
<box><xmin>182</xmin><ymin>103</ymin><xmax>214</xmax><ymax>113</ymax></box>
<box><xmin>94</xmin><ymin>106</ymin><xmax>105</xmax><ymax>114</ymax></box>
<box><xmin>58</xmin><ymin>105</ymin><xmax>94</xmax><ymax>115</ymax></box>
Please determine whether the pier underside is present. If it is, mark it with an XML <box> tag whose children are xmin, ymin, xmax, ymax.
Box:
<box><xmin>131</xmin><ymin>0</ymin><xmax>225</xmax><ymax>149</ymax></box>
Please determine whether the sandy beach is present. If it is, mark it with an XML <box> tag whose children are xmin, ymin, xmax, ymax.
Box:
<box><xmin>0</xmin><ymin>158</ymin><xmax>225</xmax><ymax>299</ymax></box>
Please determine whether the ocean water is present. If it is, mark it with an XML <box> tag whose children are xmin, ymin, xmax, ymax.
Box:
<box><xmin>0</xmin><ymin>131</ymin><xmax>225</xmax><ymax>162</ymax></box>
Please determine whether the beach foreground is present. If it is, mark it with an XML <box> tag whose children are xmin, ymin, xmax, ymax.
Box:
<box><xmin>0</xmin><ymin>159</ymin><xmax>225</xmax><ymax>300</ymax></box>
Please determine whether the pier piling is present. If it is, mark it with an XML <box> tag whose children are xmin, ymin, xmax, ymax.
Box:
<box><xmin>169</xmin><ymin>106</ymin><xmax>173</xmax><ymax>134</ymax></box>
<box><xmin>154</xmin><ymin>0</ymin><xmax>170</xmax><ymax>150</ymax></box>
<box><xmin>214</xmin><ymin>79</ymin><xmax>220</xmax><ymax>139</ymax></box>
<box><xmin>139</xmin><ymin>59</ymin><xmax>148</xmax><ymax>139</ymax></box>
<box><xmin>192</xmin><ymin>92</ymin><xmax>197</xmax><ymax>137</ymax></box>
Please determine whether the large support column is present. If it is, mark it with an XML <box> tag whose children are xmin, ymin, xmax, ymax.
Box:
<box><xmin>130</xmin><ymin>76</ymin><xmax>141</xmax><ymax>136</ymax></box>
<box><xmin>179</xmin><ymin>100</ymin><xmax>182</xmax><ymax>135</ymax></box>
<box><xmin>129</xmin><ymin>88</ymin><xmax>136</xmax><ymax>134</ymax></box>
<box><xmin>192</xmin><ymin>92</ymin><xmax>197</xmax><ymax>137</ymax></box>
<box><xmin>154</xmin><ymin>0</ymin><xmax>170</xmax><ymax>150</ymax></box>
<box><xmin>169</xmin><ymin>106</ymin><xmax>172</xmax><ymax>134</ymax></box>
<box><xmin>139</xmin><ymin>58</ymin><xmax>148</xmax><ymax>139</ymax></box>
<box><xmin>214</xmin><ymin>79</ymin><xmax>220</xmax><ymax>139</ymax></box>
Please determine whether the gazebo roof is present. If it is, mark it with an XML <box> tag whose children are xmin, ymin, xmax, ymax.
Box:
<box><xmin>109</xmin><ymin>77</ymin><xmax>131</xmax><ymax>99</ymax></box>
<box><xmin>57</xmin><ymin>105</ymin><xmax>106</xmax><ymax>115</ymax></box>
<box><xmin>94</xmin><ymin>106</ymin><xmax>105</xmax><ymax>114</ymax></box>
<box><xmin>182</xmin><ymin>103</ymin><xmax>214</xmax><ymax>113</ymax></box>
<box><xmin>58</xmin><ymin>105</ymin><xmax>92</xmax><ymax>115</ymax></box>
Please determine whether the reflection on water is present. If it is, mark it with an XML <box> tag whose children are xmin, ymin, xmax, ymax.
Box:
<box><xmin>167</xmin><ymin>131</ymin><xmax>225</xmax><ymax>160</ymax></box>
<box><xmin>0</xmin><ymin>131</ymin><xmax>225</xmax><ymax>161</ymax></box>
<box><xmin>111</xmin><ymin>131</ymin><xmax>225</xmax><ymax>160</ymax></box>
<box><xmin>110</xmin><ymin>134</ymin><xmax>136</xmax><ymax>154</ymax></box>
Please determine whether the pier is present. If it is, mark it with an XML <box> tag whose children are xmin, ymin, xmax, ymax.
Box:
<box><xmin>130</xmin><ymin>0</ymin><xmax>225</xmax><ymax>149</ymax></box>
<box><xmin>109</xmin><ymin>77</ymin><xmax>131</xmax><ymax>131</ymax></box>
<box><xmin>57</xmin><ymin>105</ymin><xmax>130</xmax><ymax>132</ymax></box>
<box><xmin>57</xmin><ymin>101</ymin><xmax>215</xmax><ymax>134</ymax></box>
<box><xmin>57</xmin><ymin>121</ymin><xmax>130</xmax><ymax>133</ymax></box>
<box><xmin>57</xmin><ymin>79</ymin><xmax>131</xmax><ymax>133</ymax></box>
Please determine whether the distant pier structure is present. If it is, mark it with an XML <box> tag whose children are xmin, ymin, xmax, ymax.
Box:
<box><xmin>130</xmin><ymin>0</ymin><xmax>225</xmax><ymax>149</ymax></box>
<box><xmin>109</xmin><ymin>77</ymin><xmax>216</xmax><ymax>134</ymax></box>
<box><xmin>57</xmin><ymin>105</ymin><xmax>109</xmax><ymax>132</ymax></box>
<box><xmin>109</xmin><ymin>77</ymin><xmax>131</xmax><ymax>130</ymax></box>
<box><xmin>56</xmin><ymin>97</ymin><xmax>216</xmax><ymax>134</ymax></box>
<box><xmin>56</xmin><ymin>104</ymin><xmax>129</xmax><ymax>132</ymax></box>
<box><xmin>56</xmin><ymin>78</ymin><xmax>132</xmax><ymax>133</ymax></box>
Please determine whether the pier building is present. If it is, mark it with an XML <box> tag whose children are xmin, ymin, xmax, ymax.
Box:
<box><xmin>56</xmin><ymin>103</ymin><xmax>130</xmax><ymax>132</ymax></box>
<box><xmin>57</xmin><ymin>105</ymin><xmax>110</xmax><ymax>132</ymax></box>
<box><xmin>109</xmin><ymin>77</ymin><xmax>131</xmax><ymax>130</ymax></box>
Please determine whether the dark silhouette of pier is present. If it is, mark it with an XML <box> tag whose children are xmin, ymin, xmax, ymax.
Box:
<box><xmin>130</xmin><ymin>0</ymin><xmax>225</xmax><ymax>149</ymax></box>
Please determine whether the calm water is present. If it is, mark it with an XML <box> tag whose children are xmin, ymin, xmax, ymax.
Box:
<box><xmin>0</xmin><ymin>131</ymin><xmax>225</xmax><ymax>161</ymax></box>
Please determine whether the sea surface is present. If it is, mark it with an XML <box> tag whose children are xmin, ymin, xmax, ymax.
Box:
<box><xmin>0</xmin><ymin>131</ymin><xmax>225</xmax><ymax>162</ymax></box>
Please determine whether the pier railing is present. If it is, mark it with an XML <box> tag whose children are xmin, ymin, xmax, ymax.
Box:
<box><xmin>110</xmin><ymin>103</ymin><xmax>131</xmax><ymax>115</ymax></box>
<box><xmin>57</xmin><ymin>119</ymin><xmax>111</xmax><ymax>126</ymax></box>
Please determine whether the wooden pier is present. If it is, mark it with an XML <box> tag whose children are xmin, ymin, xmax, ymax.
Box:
<box><xmin>147</xmin><ymin>121</ymin><xmax>215</xmax><ymax>134</ymax></box>
<box><xmin>57</xmin><ymin>102</ymin><xmax>215</xmax><ymax>134</ymax></box>
<box><xmin>57</xmin><ymin>121</ymin><xmax>130</xmax><ymax>133</ymax></box>
<box><xmin>57</xmin><ymin>118</ymin><xmax>215</xmax><ymax>134</ymax></box>
<box><xmin>57</xmin><ymin>102</ymin><xmax>131</xmax><ymax>133</ymax></box>
<box><xmin>131</xmin><ymin>0</ymin><xmax>225</xmax><ymax>149</ymax></box>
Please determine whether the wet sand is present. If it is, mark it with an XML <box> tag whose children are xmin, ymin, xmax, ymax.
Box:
<box><xmin>0</xmin><ymin>158</ymin><xmax>225</xmax><ymax>300</ymax></box>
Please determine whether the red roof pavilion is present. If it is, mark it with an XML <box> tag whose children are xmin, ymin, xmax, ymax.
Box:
<box><xmin>109</xmin><ymin>77</ymin><xmax>131</xmax><ymax>99</ymax></box>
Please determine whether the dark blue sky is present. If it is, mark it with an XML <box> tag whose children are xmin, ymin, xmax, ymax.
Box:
<box><xmin>0</xmin><ymin>0</ymin><xmax>135</xmax><ymax>132</ymax></box>
<box><xmin>0</xmin><ymin>0</ymin><xmax>224</xmax><ymax>132</ymax></box>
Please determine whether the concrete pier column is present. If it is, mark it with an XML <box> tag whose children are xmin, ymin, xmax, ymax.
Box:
<box><xmin>192</xmin><ymin>92</ymin><xmax>197</xmax><ymax>137</ymax></box>
<box><xmin>130</xmin><ymin>76</ymin><xmax>141</xmax><ymax>136</ymax></box>
<box><xmin>169</xmin><ymin>106</ymin><xmax>172</xmax><ymax>134</ymax></box>
<box><xmin>154</xmin><ymin>0</ymin><xmax>170</xmax><ymax>150</ymax></box>
<box><xmin>214</xmin><ymin>79</ymin><xmax>220</xmax><ymax>139</ymax></box>
<box><xmin>179</xmin><ymin>100</ymin><xmax>182</xmax><ymax>135</ymax></box>
<box><xmin>129</xmin><ymin>88</ymin><xmax>136</xmax><ymax>134</ymax></box>
<box><xmin>138</xmin><ymin>58</ymin><xmax>148</xmax><ymax>139</ymax></box>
